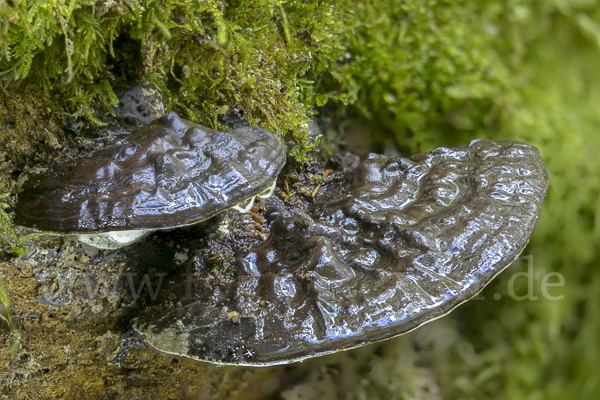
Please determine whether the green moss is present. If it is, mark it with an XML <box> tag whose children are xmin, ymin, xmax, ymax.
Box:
<box><xmin>1</xmin><ymin>0</ymin><xmax>510</xmax><ymax>159</ymax></box>
<box><xmin>207</xmin><ymin>251</ymin><xmax>235</xmax><ymax>279</ymax></box>
<box><xmin>0</xmin><ymin>184</ymin><xmax>40</xmax><ymax>256</ymax></box>
<box><xmin>205</xmin><ymin>231</ymin><xmax>236</xmax><ymax>279</ymax></box>
<box><xmin>0</xmin><ymin>0</ymin><xmax>349</xmax><ymax>159</ymax></box>
<box><xmin>317</xmin><ymin>0</ymin><xmax>510</xmax><ymax>152</ymax></box>
<box><xmin>1</xmin><ymin>0</ymin><xmax>512</xmax><ymax>160</ymax></box>
<box><xmin>0</xmin><ymin>274</ymin><xmax>21</xmax><ymax>358</ymax></box>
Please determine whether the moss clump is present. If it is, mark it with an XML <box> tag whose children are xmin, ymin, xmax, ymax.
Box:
<box><xmin>0</xmin><ymin>184</ymin><xmax>39</xmax><ymax>256</ymax></box>
<box><xmin>207</xmin><ymin>251</ymin><xmax>235</xmax><ymax>279</ymax></box>
<box><xmin>0</xmin><ymin>0</ymin><xmax>348</xmax><ymax>159</ymax></box>
<box><xmin>0</xmin><ymin>0</ymin><xmax>511</xmax><ymax>161</ymax></box>
<box><xmin>316</xmin><ymin>0</ymin><xmax>509</xmax><ymax>152</ymax></box>
<box><xmin>0</xmin><ymin>274</ymin><xmax>21</xmax><ymax>358</ymax></box>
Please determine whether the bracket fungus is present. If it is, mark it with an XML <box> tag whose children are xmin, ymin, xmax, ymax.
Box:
<box><xmin>14</xmin><ymin>112</ymin><xmax>286</xmax><ymax>249</ymax></box>
<box><xmin>134</xmin><ymin>139</ymin><xmax>549</xmax><ymax>366</ymax></box>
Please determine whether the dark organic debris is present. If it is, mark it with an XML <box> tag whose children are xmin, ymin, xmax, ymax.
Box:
<box><xmin>134</xmin><ymin>140</ymin><xmax>550</xmax><ymax>366</ymax></box>
<box><xmin>217</xmin><ymin>105</ymin><xmax>250</xmax><ymax>130</ymax></box>
<box><xmin>112</xmin><ymin>330</ymin><xmax>145</xmax><ymax>366</ymax></box>
<box><xmin>14</xmin><ymin>112</ymin><xmax>286</xmax><ymax>233</ymax></box>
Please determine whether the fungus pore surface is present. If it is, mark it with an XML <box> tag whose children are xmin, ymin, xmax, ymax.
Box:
<box><xmin>134</xmin><ymin>139</ymin><xmax>550</xmax><ymax>366</ymax></box>
<box><xmin>14</xmin><ymin>112</ymin><xmax>286</xmax><ymax>234</ymax></box>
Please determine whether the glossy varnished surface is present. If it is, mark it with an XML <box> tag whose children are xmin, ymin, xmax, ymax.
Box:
<box><xmin>15</xmin><ymin>112</ymin><xmax>286</xmax><ymax>232</ymax></box>
<box><xmin>135</xmin><ymin>140</ymin><xmax>549</xmax><ymax>366</ymax></box>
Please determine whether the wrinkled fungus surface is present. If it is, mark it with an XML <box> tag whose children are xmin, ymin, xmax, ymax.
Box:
<box><xmin>135</xmin><ymin>140</ymin><xmax>549</xmax><ymax>366</ymax></box>
<box><xmin>15</xmin><ymin>112</ymin><xmax>285</xmax><ymax>233</ymax></box>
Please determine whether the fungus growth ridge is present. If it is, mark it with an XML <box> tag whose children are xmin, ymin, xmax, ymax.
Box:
<box><xmin>14</xmin><ymin>112</ymin><xmax>286</xmax><ymax>248</ymax></box>
<box><xmin>134</xmin><ymin>140</ymin><xmax>549</xmax><ymax>366</ymax></box>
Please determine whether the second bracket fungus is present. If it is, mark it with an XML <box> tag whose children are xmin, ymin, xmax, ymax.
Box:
<box><xmin>14</xmin><ymin>112</ymin><xmax>286</xmax><ymax>249</ymax></box>
<box><xmin>134</xmin><ymin>140</ymin><xmax>549</xmax><ymax>366</ymax></box>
